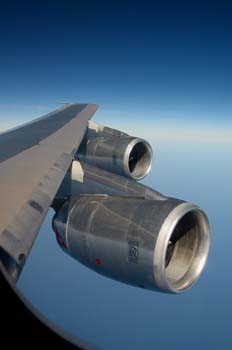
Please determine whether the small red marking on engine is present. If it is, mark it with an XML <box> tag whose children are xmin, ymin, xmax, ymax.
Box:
<box><xmin>55</xmin><ymin>231</ymin><xmax>68</xmax><ymax>249</ymax></box>
<box><xmin>52</xmin><ymin>219</ymin><xmax>68</xmax><ymax>249</ymax></box>
<box><xmin>95</xmin><ymin>258</ymin><xmax>102</xmax><ymax>265</ymax></box>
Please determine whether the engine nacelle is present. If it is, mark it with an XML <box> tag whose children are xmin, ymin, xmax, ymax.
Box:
<box><xmin>77</xmin><ymin>121</ymin><xmax>152</xmax><ymax>180</ymax></box>
<box><xmin>52</xmin><ymin>195</ymin><xmax>210</xmax><ymax>294</ymax></box>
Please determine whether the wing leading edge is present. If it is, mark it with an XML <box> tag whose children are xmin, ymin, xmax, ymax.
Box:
<box><xmin>0</xmin><ymin>103</ymin><xmax>98</xmax><ymax>281</ymax></box>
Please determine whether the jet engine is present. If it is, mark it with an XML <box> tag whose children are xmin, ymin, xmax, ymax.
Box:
<box><xmin>77</xmin><ymin>121</ymin><xmax>152</xmax><ymax>180</ymax></box>
<box><xmin>53</xmin><ymin>167</ymin><xmax>210</xmax><ymax>293</ymax></box>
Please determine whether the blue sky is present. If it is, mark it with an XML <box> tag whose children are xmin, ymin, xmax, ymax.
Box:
<box><xmin>0</xmin><ymin>1</ymin><xmax>231</xmax><ymax>129</ymax></box>
<box><xmin>1</xmin><ymin>1</ymin><xmax>232</xmax><ymax>349</ymax></box>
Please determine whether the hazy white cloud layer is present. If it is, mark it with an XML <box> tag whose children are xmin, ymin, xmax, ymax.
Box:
<box><xmin>94</xmin><ymin>108</ymin><xmax>232</xmax><ymax>145</ymax></box>
<box><xmin>0</xmin><ymin>106</ymin><xmax>231</xmax><ymax>145</ymax></box>
<box><xmin>124</xmin><ymin>124</ymin><xmax>232</xmax><ymax>145</ymax></box>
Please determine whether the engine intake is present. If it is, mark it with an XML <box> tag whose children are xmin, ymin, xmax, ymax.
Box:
<box><xmin>126</xmin><ymin>138</ymin><xmax>152</xmax><ymax>179</ymax></box>
<box><xmin>77</xmin><ymin>122</ymin><xmax>152</xmax><ymax>180</ymax></box>
<box><xmin>52</xmin><ymin>195</ymin><xmax>210</xmax><ymax>294</ymax></box>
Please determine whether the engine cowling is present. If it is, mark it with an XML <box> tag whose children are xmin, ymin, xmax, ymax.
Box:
<box><xmin>77</xmin><ymin>121</ymin><xmax>152</xmax><ymax>180</ymax></box>
<box><xmin>52</xmin><ymin>195</ymin><xmax>210</xmax><ymax>294</ymax></box>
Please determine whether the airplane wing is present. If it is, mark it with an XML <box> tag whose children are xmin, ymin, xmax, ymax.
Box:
<box><xmin>0</xmin><ymin>103</ymin><xmax>98</xmax><ymax>282</ymax></box>
<box><xmin>0</xmin><ymin>102</ymin><xmax>210</xmax><ymax>350</ymax></box>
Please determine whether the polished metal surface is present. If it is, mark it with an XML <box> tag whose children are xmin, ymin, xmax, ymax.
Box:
<box><xmin>56</xmin><ymin>160</ymin><xmax>165</xmax><ymax>200</ymax></box>
<box><xmin>123</xmin><ymin>138</ymin><xmax>153</xmax><ymax>180</ymax></box>
<box><xmin>53</xmin><ymin>162</ymin><xmax>210</xmax><ymax>293</ymax></box>
<box><xmin>153</xmin><ymin>202</ymin><xmax>210</xmax><ymax>293</ymax></box>
<box><xmin>77</xmin><ymin>122</ymin><xmax>152</xmax><ymax>180</ymax></box>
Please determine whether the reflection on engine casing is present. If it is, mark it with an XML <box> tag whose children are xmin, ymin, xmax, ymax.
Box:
<box><xmin>77</xmin><ymin>121</ymin><xmax>152</xmax><ymax>180</ymax></box>
<box><xmin>53</xmin><ymin>194</ymin><xmax>210</xmax><ymax>294</ymax></box>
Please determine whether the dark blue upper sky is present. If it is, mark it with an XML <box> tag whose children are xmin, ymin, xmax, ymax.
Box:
<box><xmin>0</xmin><ymin>1</ymin><xmax>232</xmax><ymax>122</ymax></box>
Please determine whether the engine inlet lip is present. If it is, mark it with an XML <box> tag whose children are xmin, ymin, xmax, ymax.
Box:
<box><xmin>123</xmin><ymin>138</ymin><xmax>153</xmax><ymax>180</ymax></box>
<box><xmin>153</xmin><ymin>202</ymin><xmax>210</xmax><ymax>293</ymax></box>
